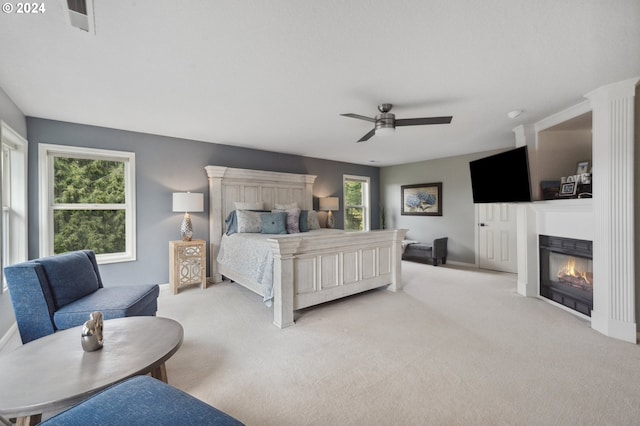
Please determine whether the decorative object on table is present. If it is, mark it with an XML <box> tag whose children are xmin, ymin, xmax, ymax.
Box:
<box><xmin>559</xmin><ymin>181</ymin><xmax>578</xmax><ymax>197</ymax></box>
<box><xmin>576</xmin><ymin>160</ymin><xmax>590</xmax><ymax>175</ymax></box>
<box><xmin>319</xmin><ymin>197</ymin><xmax>339</xmax><ymax>228</ymax></box>
<box><xmin>81</xmin><ymin>311</ymin><xmax>104</xmax><ymax>352</ymax></box>
<box><xmin>172</xmin><ymin>192</ymin><xmax>204</xmax><ymax>241</ymax></box>
<box><xmin>401</xmin><ymin>182</ymin><xmax>442</xmax><ymax>216</ymax></box>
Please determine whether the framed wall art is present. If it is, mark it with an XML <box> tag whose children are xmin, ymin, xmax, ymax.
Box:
<box><xmin>576</xmin><ymin>160</ymin><xmax>590</xmax><ymax>174</ymax></box>
<box><xmin>401</xmin><ymin>182</ymin><xmax>442</xmax><ymax>216</ymax></box>
<box><xmin>559</xmin><ymin>181</ymin><xmax>577</xmax><ymax>197</ymax></box>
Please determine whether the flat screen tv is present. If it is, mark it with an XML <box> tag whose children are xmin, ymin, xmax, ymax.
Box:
<box><xmin>469</xmin><ymin>146</ymin><xmax>532</xmax><ymax>203</ymax></box>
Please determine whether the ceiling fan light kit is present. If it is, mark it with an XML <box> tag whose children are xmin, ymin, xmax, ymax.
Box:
<box><xmin>341</xmin><ymin>103</ymin><xmax>452</xmax><ymax>143</ymax></box>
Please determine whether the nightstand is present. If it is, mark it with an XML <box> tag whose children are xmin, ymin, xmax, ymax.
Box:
<box><xmin>169</xmin><ymin>240</ymin><xmax>207</xmax><ymax>294</ymax></box>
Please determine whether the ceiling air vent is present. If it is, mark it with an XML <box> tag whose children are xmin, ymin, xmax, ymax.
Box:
<box><xmin>66</xmin><ymin>0</ymin><xmax>94</xmax><ymax>33</ymax></box>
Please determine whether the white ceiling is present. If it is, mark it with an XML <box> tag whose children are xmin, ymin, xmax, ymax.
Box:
<box><xmin>1</xmin><ymin>0</ymin><xmax>639</xmax><ymax>166</ymax></box>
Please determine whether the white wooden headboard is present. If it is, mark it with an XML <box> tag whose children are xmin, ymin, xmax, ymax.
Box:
<box><xmin>204</xmin><ymin>166</ymin><xmax>317</xmax><ymax>282</ymax></box>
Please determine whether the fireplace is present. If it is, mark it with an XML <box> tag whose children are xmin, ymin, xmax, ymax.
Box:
<box><xmin>539</xmin><ymin>235</ymin><xmax>593</xmax><ymax>316</ymax></box>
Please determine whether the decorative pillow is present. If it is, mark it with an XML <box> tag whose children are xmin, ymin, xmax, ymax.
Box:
<box><xmin>236</xmin><ymin>210</ymin><xmax>263</xmax><ymax>233</ymax></box>
<box><xmin>307</xmin><ymin>210</ymin><xmax>320</xmax><ymax>230</ymax></box>
<box><xmin>261</xmin><ymin>212</ymin><xmax>287</xmax><ymax>234</ymax></box>
<box><xmin>225</xmin><ymin>210</ymin><xmax>238</xmax><ymax>236</ymax></box>
<box><xmin>275</xmin><ymin>202</ymin><xmax>299</xmax><ymax>210</ymax></box>
<box><xmin>273</xmin><ymin>208</ymin><xmax>301</xmax><ymax>234</ymax></box>
<box><xmin>235</xmin><ymin>201</ymin><xmax>264</xmax><ymax>211</ymax></box>
<box><xmin>299</xmin><ymin>210</ymin><xmax>309</xmax><ymax>232</ymax></box>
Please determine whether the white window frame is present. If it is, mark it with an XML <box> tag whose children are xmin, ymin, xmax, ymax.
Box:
<box><xmin>38</xmin><ymin>143</ymin><xmax>136</xmax><ymax>264</ymax></box>
<box><xmin>0</xmin><ymin>121</ymin><xmax>28</xmax><ymax>293</ymax></box>
<box><xmin>343</xmin><ymin>174</ymin><xmax>370</xmax><ymax>232</ymax></box>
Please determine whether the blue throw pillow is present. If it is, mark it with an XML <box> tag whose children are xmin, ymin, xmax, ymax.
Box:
<box><xmin>261</xmin><ymin>212</ymin><xmax>287</xmax><ymax>234</ymax></box>
<box><xmin>299</xmin><ymin>210</ymin><xmax>309</xmax><ymax>232</ymax></box>
<box><xmin>225</xmin><ymin>210</ymin><xmax>238</xmax><ymax>236</ymax></box>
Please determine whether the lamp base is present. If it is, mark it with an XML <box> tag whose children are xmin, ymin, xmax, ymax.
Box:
<box><xmin>326</xmin><ymin>210</ymin><xmax>335</xmax><ymax>229</ymax></box>
<box><xmin>181</xmin><ymin>212</ymin><xmax>193</xmax><ymax>241</ymax></box>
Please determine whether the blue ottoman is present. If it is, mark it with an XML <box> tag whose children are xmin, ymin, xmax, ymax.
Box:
<box><xmin>39</xmin><ymin>376</ymin><xmax>244</xmax><ymax>426</ymax></box>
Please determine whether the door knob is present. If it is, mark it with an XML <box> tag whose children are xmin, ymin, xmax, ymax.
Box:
<box><xmin>479</xmin><ymin>223</ymin><xmax>487</xmax><ymax>227</ymax></box>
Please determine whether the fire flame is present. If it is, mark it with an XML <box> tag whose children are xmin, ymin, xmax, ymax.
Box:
<box><xmin>557</xmin><ymin>258</ymin><xmax>592</xmax><ymax>285</ymax></box>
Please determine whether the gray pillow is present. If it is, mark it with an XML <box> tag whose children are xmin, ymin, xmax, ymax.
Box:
<box><xmin>307</xmin><ymin>210</ymin><xmax>320</xmax><ymax>230</ymax></box>
<box><xmin>236</xmin><ymin>210</ymin><xmax>263</xmax><ymax>233</ymax></box>
<box><xmin>273</xmin><ymin>208</ymin><xmax>300</xmax><ymax>234</ymax></box>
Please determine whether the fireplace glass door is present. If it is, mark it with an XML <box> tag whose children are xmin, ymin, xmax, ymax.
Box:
<box><xmin>539</xmin><ymin>235</ymin><xmax>593</xmax><ymax>316</ymax></box>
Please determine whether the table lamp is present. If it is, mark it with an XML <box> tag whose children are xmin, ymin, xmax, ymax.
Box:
<box><xmin>319</xmin><ymin>197</ymin><xmax>339</xmax><ymax>228</ymax></box>
<box><xmin>172</xmin><ymin>192</ymin><xmax>204</xmax><ymax>241</ymax></box>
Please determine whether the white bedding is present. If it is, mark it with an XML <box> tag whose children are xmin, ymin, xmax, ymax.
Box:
<box><xmin>217</xmin><ymin>229</ymin><xmax>344</xmax><ymax>304</ymax></box>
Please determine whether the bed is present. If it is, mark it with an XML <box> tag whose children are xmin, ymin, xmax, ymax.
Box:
<box><xmin>205</xmin><ymin>166</ymin><xmax>407</xmax><ymax>328</ymax></box>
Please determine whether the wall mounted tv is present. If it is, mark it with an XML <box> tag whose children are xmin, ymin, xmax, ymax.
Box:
<box><xmin>469</xmin><ymin>146</ymin><xmax>532</xmax><ymax>203</ymax></box>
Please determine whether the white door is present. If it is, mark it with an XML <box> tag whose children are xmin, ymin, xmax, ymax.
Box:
<box><xmin>477</xmin><ymin>203</ymin><xmax>518</xmax><ymax>273</ymax></box>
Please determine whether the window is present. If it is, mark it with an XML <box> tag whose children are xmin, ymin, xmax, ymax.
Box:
<box><xmin>39</xmin><ymin>144</ymin><xmax>136</xmax><ymax>264</ymax></box>
<box><xmin>0</xmin><ymin>121</ymin><xmax>28</xmax><ymax>293</ymax></box>
<box><xmin>343</xmin><ymin>175</ymin><xmax>370</xmax><ymax>231</ymax></box>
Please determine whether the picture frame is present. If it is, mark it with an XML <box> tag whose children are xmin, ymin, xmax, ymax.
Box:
<box><xmin>559</xmin><ymin>181</ymin><xmax>577</xmax><ymax>197</ymax></box>
<box><xmin>401</xmin><ymin>182</ymin><xmax>442</xmax><ymax>216</ymax></box>
<box><xmin>576</xmin><ymin>160</ymin><xmax>590</xmax><ymax>175</ymax></box>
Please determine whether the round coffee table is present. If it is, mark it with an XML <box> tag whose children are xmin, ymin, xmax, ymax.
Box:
<box><xmin>0</xmin><ymin>316</ymin><xmax>183</xmax><ymax>425</ymax></box>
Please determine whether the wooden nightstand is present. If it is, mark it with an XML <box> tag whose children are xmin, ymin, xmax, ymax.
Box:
<box><xmin>169</xmin><ymin>240</ymin><xmax>207</xmax><ymax>294</ymax></box>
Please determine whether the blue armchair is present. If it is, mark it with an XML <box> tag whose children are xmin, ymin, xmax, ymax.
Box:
<box><xmin>4</xmin><ymin>250</ymin><xmax>160</xmax><ymax>344</ymax></box>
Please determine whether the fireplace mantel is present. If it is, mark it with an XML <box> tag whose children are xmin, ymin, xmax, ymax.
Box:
<box><xmin>516</xmin><ymin>200</ymin><xmax>594</xmax><ymax>300</ymax></box>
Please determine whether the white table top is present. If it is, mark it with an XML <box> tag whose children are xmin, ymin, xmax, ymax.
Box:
<box><xmin>0</xmin><ymin>316</ymin><xmax>183</xmax><ymax>419</ymax></box>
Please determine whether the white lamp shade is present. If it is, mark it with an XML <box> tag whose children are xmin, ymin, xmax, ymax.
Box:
<box><xmin>319</xmin><ymin>197</ymin><xmax>339</xmax><ymax>211</ymax></box>
<box><xmin>172</xmin><ymin>192</ymin><xmax>204</xmax><ymax>213</ymax></box>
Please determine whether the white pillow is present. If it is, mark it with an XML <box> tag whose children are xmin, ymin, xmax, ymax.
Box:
<box><xmin>235</xmin><ymin>201</ymin><xmax>264</xmax><ymax>211</ymax></box>
<box><xmin>307</xmin><ymin>210</ymin><xmax>320</xmax><ymax>230</ymax></box>
<box><xmin>236</xmin><ymin>210</ymin><xmax>263</xmax><ymax>233</ymax></box>
<box><xmin>274</xmin><ymin>202</ymin><xmax>298</xmax><ymax>210</ymax></box>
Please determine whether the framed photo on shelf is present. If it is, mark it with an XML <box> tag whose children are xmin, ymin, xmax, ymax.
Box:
<box><xmin>576</xmin><ymin>160</ymin><xmax>590</xmax><ymax>174</ymax></box>
<box><xmin>401</xmin><ymin>182</ymin><xmax>442</xmax><ymax>216</ymax></box>
<box><xmin>559</xmin><ymin>181</ymin><xmax>578</xmax><ymax>197</ymax></box>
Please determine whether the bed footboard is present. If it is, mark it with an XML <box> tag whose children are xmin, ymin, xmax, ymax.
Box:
<box><xmin>269</xmin><ymin>229</ymin><xmax>408</xmax><ymax>328</ymax></box>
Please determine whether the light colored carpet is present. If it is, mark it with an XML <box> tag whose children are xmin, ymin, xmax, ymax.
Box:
<box><xmin>158</xmin><ymin>262</ymin><xmax>640</xmax><ymax>426</ymax></box>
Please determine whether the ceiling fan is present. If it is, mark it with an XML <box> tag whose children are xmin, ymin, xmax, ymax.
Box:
<box><xmin>340</xmin><ymin>103</ymin><xmax>453</xmax><ymax>142</ymax></box>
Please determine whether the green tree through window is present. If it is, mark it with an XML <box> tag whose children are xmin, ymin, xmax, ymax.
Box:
<box><xmin>40</xmin><ymin>143</ymin><xmax>136</xmax><ymax>263</ymax></box>
<box><xmin>53</xmin><ymin>158</ymin><xmax>126</xmax><ymax>254</ymax></box>
<box><xmin>344</xmin><ymin>175</ymin><xmax>370</xmax><ymax>231</ymax></box>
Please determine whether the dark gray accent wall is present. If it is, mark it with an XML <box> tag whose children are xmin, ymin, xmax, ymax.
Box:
<box><xmin>26</xmin><ymin>117</ymin><xmax>380</xmax><ymax>287</ymax></box>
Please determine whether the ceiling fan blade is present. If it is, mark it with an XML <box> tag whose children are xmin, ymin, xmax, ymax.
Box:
<box><xmin>341</xmin><ymin>113</ymin><xmax>376</xmax><ymax>123</ymax></box>
<box><xmin>357</xmin><ymin>128</ymin><xmax>376</xmax><ymax>143</ymax></box>
<box><xmin>395</xmin><ymin>116</ymin><xmax>453</xmax><ymax>126</ymax></box>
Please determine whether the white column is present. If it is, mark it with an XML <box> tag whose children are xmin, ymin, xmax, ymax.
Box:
<box><xmin>513</xmin><ymin>124</ymin><xmax>539</xmax><ymax>297</ymax></box>
<box><xmin>586</xmin><ymin>77</ymin><xmax>639</xmax><ymax>343</ymax></box>
<box><xmin>204</xmin><ymin>166</ymin><xmax>227</xmax><ymax>283</ymax></box>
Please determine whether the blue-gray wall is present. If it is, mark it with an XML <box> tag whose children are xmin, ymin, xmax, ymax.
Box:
<box><xmin>26</xmin><ymin>117</ymin><xmax>381</xmax><ymax>287</ymax></box>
